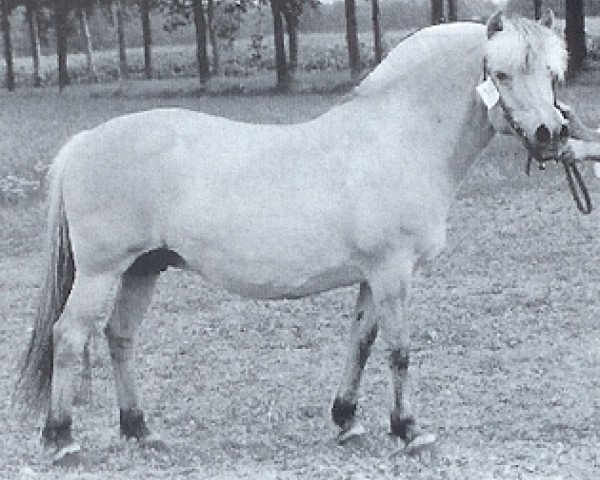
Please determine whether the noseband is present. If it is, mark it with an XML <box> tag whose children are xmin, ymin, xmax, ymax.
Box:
<box><xmin>482</xmin><ymin>59</ymin><xmax>592</xmax><ymax>214</ymax></box>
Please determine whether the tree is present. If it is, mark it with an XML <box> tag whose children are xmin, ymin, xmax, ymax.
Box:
<box><xmin>160</xmin><ymin>0</ymin><xmax>211</xmax><ymax>83</ymax></box>
<box><xmin>282</xmin><ymin>1</ymin><xmax>299</xmax><ymax>73</ymax></box>
<box><xmin>271</xmin><ymin>0</ymin><xmax>290</xmax><ymax>89</ymax></box>
<box><xmin>206</xmin><ymin>0</ymin><xmax>218</xmax><ymax>75</ymax></box>
<box><xmin>192</xmin><ymin>0</ymin><xmax>210</xmax><ymax>82</ymax></box>
<box><xmin>281</xmin><ymin>0</ymin><xmax>319</xmax><ymax>77</ymax></box>
<box><xmin>139</xmin><ymin>0</ymin><xmax>152</xmax><ymax>78</ymax></box>
<box><xmin>1</xmin><ymin>0</ymin><xmax>15</xmax><ymax>91</ymax></box>
<box><xmin>371</xmin><ymin>0</ymin><xmax>382</xmax><ymax>65</ymax></box>
<box><xmin>344</xmin><ymin>0</ymin><xmax>360</xmax><ymax>78</ymax></box>
<box><xmin>533</xmin><ymin>0</ymin><xmax>542</xmax><ymax>19</ymax></box>
<box><xmin>565</xmin><ymin>0</ymin><xmax>586</xmax><ymax>77</ymax></box>
<box><xmin>431</xmin><ymin>0</ymin><xmax>443</xmax><ymax>25</ymax></box>
<box><xmin>447</xmin><ymin>0</ymin><xmax>457</xmax><ymax>22</ymax></box>
<box><xmin>116</xmin><ymin>0</ymin><xmax>128</xmax><ymax>80</ymax></box>
<box><xmin>24</xmin><ymin>0</ymin><xmax>42</xmax><ymax>87</ymax></box>
<box><xmin>76</xmin><ymin>0</ymin><xmax>97</xmax><ymax>79</ymax></box>
<box><xmin>55</xmin><ymin>0</ymin><xmax>69</xmax><ymax>90</ymax></box>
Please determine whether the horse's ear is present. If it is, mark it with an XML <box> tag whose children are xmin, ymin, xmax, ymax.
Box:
<box><xmin>486</xmin><ymin>11</ymin><xmax>504</xmax><ymax>39</ymax></box>
<box><xmin>540</xmin><ymin>9</ymin><xmax>555</xmax><ymax>29</ymax></box>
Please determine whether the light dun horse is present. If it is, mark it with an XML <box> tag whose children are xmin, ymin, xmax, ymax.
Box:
<box><xmin>16</xmin><ymin>12</ymin><xmax>569</xmax><ymax>464</ymax></box>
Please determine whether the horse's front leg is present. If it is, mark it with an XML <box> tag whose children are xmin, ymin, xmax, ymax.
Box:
<box><xmin>369</xmin><ymin>255</ymin><xmax>436</xmax><ymax>454</ymax></box>
<box><xmin>332</xmin><ymin>281</ymin><xmax>378</xmax><ymax>443</ymax></box>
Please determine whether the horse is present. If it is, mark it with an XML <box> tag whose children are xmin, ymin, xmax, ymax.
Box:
<box><xmin>15</xmin><ymin>11</ymin><xmax>569</xmax><ymax>465</ymax></box>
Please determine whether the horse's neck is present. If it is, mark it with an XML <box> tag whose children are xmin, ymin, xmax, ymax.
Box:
<box><xmin>334</xmin><ymin>43</ymin><xmax>494</xmax><ymax>199</ymax></box>
<box><xmin>444</xmin><ymin>88</ymin><xmax>496</xmax><ymax>191</ymax></box>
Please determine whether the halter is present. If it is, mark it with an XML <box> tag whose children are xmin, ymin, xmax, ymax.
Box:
<box><xmin>482</xmin><ymin>58</ymin><xmax>592</xmax><ymax>214</ymax></box>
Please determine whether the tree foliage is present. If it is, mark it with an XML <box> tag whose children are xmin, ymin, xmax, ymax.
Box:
<box><xmin>506</xmin><ymin>0</ymin><xmax>600</xmax><ymax>17</ymax></box>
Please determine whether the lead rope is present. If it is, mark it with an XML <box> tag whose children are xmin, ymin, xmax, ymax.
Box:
<box><xmin>562</xmin><ymin>160</ymin><xmax>592</xmax><ymax>214</ymax></box>
<box><xmin>484</xmin><ymin>59</ymin><xmax>593</xmax><ymax>214</ymax></box>
<box><xmin>554</xmin><ymin>103</ymin><xmax>593</xmax><ymax>214</ymax></box>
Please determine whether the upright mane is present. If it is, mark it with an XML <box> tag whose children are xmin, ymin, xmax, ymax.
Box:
<box><xmin>353</xmin><ymin>22</ymin><xmax>486</xmax><ymax>97</ymax></box>
<box><xmin>352</xmin><ymin>16</ymin><xmax>567</xmax><ymax>99</ymax></box>
<box><xmin>484</xmin><ymin>16</ymin><xmax>567</xmax><ymax>80</ymax></box>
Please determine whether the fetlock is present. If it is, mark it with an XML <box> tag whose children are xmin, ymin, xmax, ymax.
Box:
<box><xmin>390</xmin><ymin>413</ymin><xmax>417</xmax><ymax>443</ymax></box>
<box><xmin>120</xmin><ymin>408</ymin><xmax>151</xmax><ymax>441</ymax></box>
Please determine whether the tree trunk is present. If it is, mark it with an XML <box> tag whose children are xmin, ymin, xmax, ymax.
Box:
<box><xmin>431</xmin><ymin>0</ymin><xmax>444</xmax><ymax>25</ymax></box>
<box><xmin>206</xmin><ymin>0</ymin><xmax>219</xmax><ymax>75</ymax></box>
<box><xmin>533</xmin><ymin>0</ymin><xmax>543</xmax><ymax>20</ymax></box>
<box><xmin>344</xmin><ymin>0</ymin><xmax>360</xmax><ymax>78</ymax></box>
<box><xmin>140</xmin><ymin>0</ymin><xmax>152</xmax><ymax>79</ymax></box>
<box><xmin>192</xmin><ymin>0</ymin><xmax>210</xmax><ymax>82</ymax></box>
<box><xmin>565</xmin><ymin>0</ymin><xmax>586</xmax><ymax>77</ymax></box>
<box><xmin>283</xmin><ymin>9</ymin><xmax>298</xmax><ymax>73</ymax></box>
<box><xmin>77</xmin><ymin>5</ymin><xmax>96</xmax><ymax>79</ymax></box>
<box><xmin>116</xmin><ymin>0</ymin><xmax>128</xmax><ymax>80</ymax></box>
<box><xmin>447</xmin><ymin>0</ymin><xmax>457</xmax><ymax>22</ymax></box>
<box><xmin>270</xmin><ymin>0</ymin><xmax>290</xmax><ymax>90</ymax></box>
<box><xmin>55</xmin><ymin>0</ymin><xmax>69</xmax><ymax>90</ymax></box>
<box><xmin>371</xmin><ymin>0</ymin><xmax>382</xmax><ymax>65</ymax></box>
<box><xmin>25</xmin><ymin>0</ymin><xmax>41</xmax><ymax>87</ymax></box>
<box><xmin>1</xmin><ymin>0</ymin><xmax>15</xmax><ymax>91</ymax></box>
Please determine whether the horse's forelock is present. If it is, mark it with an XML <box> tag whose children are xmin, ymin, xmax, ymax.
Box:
<box><xmin>484</xmin><ymin>17</ymin><xmax>567</xmax><ymax>81</ymax></box>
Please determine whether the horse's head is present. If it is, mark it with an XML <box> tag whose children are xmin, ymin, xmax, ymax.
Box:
<box><xmin>482</xmin><ymin>10</ymin><xmax>568</xmax><ymax>161</ymax></box>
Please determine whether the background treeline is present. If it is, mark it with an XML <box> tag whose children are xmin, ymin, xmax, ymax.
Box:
<box><xmin>5</xmin><ymin>0</ymin><xmax>500</xmax><ymax>56</ymax></box>
<box><xmin>1</xmin><ymin>0</ymin><xmax>596</xmax><ymax>92</ymax></box>
<box><xmin>506</xmin><ymin>0</ymin><xmax>600</xmax><ymax>18</ymax></box>
<box><xmin>299</xmin><ymin>0</ymin><xmax>499</xmax><ymax>33</ymax></box>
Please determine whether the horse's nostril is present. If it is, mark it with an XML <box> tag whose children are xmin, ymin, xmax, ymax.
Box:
<box><xmin>559</xmin><ymin>124</ymin><xmax>570</xmax><ymax>141</ymax></box>
<box><xmin>535</xmin><ymin>124</ymin><xmax>551</xmax><ymax>144</ymax></box>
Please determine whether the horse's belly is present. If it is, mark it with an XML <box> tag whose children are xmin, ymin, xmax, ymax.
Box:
<box><xmin>180</xmin><ymin>240</ymin><xmax>364</xmax><ymax>300</ymax></box>
<box><xmin>204</xmin><ymin>264</ymin><xmax>364</xmax><ymax>300</ymax></box>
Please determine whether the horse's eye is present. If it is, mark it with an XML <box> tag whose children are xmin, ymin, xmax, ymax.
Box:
<box><xmin>495</xmin><ymin>71</ymin><xmax>511</xmax><ymax>82</ymax></box>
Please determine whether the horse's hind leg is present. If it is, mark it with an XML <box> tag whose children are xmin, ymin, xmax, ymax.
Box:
<box><xmin>105</xmin><ymin>271</ymin><xmax>161</xmax><ymax>447</ymax></box>
<box><xmin>74</xmin><ymin>333</ymin><xmax>94</xmax><ymax>406</ymax></box>
<box><xmin>43</xmin><ymin>273</ymin><xmax>117</xmax><ymax>463</ymax></box>
<box><xmin>332</xmin><ymin>282</ymin><xmax>378</xmax><ymax>443</ymax></box>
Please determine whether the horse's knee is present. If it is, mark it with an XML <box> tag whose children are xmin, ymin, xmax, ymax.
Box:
<box><xmin>53</xmin><ymin>320</ymin><xmax>89</xmax><ymax>367</ymax></box>
<box><xmin>104</xmin><ymin>324</ymin><xmax>133</xmax><ymax>362</ymax></box>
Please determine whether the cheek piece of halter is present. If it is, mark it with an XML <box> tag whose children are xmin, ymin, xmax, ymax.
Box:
<box><xmin>483</xmin><ymin>58</ymin><xmax>592</xmax><ymax>214</ymax></box>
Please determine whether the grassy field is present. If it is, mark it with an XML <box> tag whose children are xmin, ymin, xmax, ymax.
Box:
<box><xmin>1</xmin><ymin>63</ymin><xmax>600</xmax><ymax>479</ymax></box>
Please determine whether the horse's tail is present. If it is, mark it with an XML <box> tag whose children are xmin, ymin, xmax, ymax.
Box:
<box><xmin>14</xmin><ymin>151</ymin><xmax>75</xmax><ymax>413</ymax></box>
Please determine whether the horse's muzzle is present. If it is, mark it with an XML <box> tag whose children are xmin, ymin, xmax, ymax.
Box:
<box><xmin>532</xmin><ymin>123</ymin><xmax>570</xmax><ymax>161</ymax></box>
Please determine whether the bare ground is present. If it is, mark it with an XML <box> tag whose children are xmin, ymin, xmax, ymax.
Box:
<box><xmin>0</xmin><ymin>77</ymin><xmax>599</xmax><ymax>479</ymax></box>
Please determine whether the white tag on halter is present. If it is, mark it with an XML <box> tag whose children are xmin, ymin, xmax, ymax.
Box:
<box><xmin>476</xmin><ymin>78</ymin><xmax>500</xmax><ymax>109</ymax></box>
